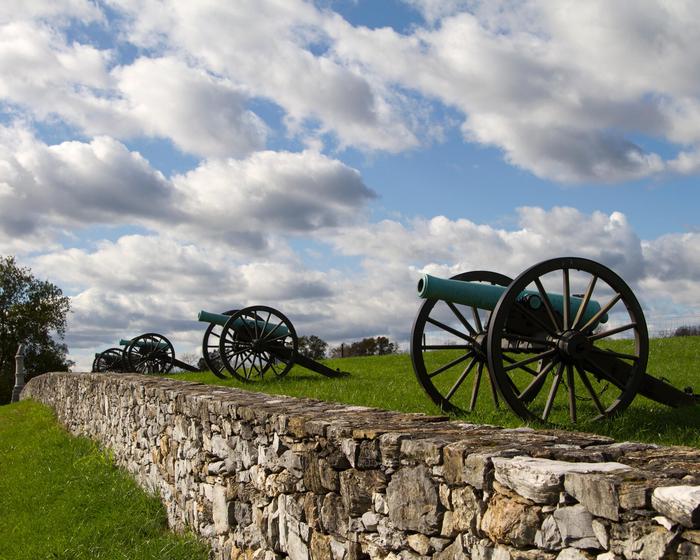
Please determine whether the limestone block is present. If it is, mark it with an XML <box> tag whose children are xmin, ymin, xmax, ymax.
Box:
<box><xmin>386</xmin><ymin>464</ymin><xmax>441</xmax><ymax>534</ymax></box>
<box><xmin>651</xmin><ymin>486</ymin><xmax>700</xmax><ymax>528</ymax></box>
<box><xmin>310</xmin><ymin>532</ymin><xmax>333</xmax><ymax>560</ymax></box>
<box><xmin>407</xmin><ymin>533</ymin><xmax>432</xmax><ymax>555</ymax></box>
<box><xmin>677</xmin><ymin>541</ymin><xmax>700</xmax><ymax>559</ymax></box>
<box><xmin>564</xmin><ymin>470</ymin><xmax>660</xmax><ymax>522</ymax></box>
<box><xmin>595</xmin><ymin>553</ymin><xmax>620</xmax><ymax>560</ymax></box>
<box><xmin>609</xmin><ymin>520</ymin><xmax>677</xmax><ymax>560</ymax></box>
<box><xmin>287</xmin><ymin>529</ymin><xmax>309</xmax><ymax>560</ymax></box>
<box><xmin>492</xmin><ymin>544</ymin><xmax>557</xmax><ymax>559</ymax></box>
<box><xmin>430</xmin><ymin>536</ymin><xmax>452</xmax><ymax>553</ymax></box>
<box><xmin>379</xmin><ymin>433</ymin><xmax>409</xmax><ymax>468</ymax></box>
<box><xmin>361</xmin><ymin>511</ymin><xmax>379</xmax><ymax>531</ymax></box>
<box><xmin>536</xmin><ymin>515</ymin><xmax>563</xmax><ymax>551</ymax></box>
<box><xmin>555</xmin><ymin>549</ymin><xmax>594</xmax><ymax>560</ymax></box>
<box><xmin>553</xmin><ymin>504</ymin><xmax>601</xmax><ymax>550</ymax></box>
<box><xmin>340</xmin><ymin>469</ymin><xmax>386</xmax><ymax>516</ymax></box>
<box><xmin>450</xmin><ymin>485</ymin><xmax>481</xmax><ymax>533</ymax></box>
<box><xmin>373</xmin><ymin>492</ymin><xmax>389</xmax><ymax>515</ymax></box>
<box><xmin>591</xmin><ymin>520</ymin><xmax>609</xmax><ymax>550</ymax></box>
<box><xmin>481</xmin><ymin>491</ymin><xmax>541</xmax><ymax>547</ymax></box>
<box><xmin>303</xmin><ymin>453</ymin><xmax>326</xmax><ymax>494</ymax></box>
<box><xmin>434</xmin><ymin>535</ymin><xmax>468</xmax><ymax>560</ymax></box>
<box><xmin>321</xmin><ymin>493</ymin><xmax>348</xmax><ymax>536</ymax></box>
<box><xmin>400</xmin><ymin>438</ymin><xmax>443</xmax><ymax>466</ymax></box>
<box><xmin>494</xmin><ymin>457</ymin><xmax>630</xmax><ymax>504</ymax></box>
<box><xmin>212</xmin><ymin>484</ymin><xmax>230</xmax><ymax>534</ymax></box>
<box><xmin>356</xmin><ymin>440</ymin><xmax>381</xmax><ymax>469</ymax></box>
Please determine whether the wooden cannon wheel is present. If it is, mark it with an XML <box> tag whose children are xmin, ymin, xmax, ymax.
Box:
<box><xmin>410</xmin><ymin>270</ymin><xmax>512</xmax><ymax>414</ymax></box>
<box><xmin>218</xmin><ymin>305</ymin><xmax>298</xmax><ymax>382</ymax></box>
<box><xmin>93</xmin><ymin>347</ymin><xmax>126</xmax><ymax>373</ymax></box>
<box><xmin>487</xmin><ymin>257</ymin><xmax>649</xmax><ymax>425</ymax></box>
<box><xmin>125</xmin><ymin>332</ymin><xmax>176</xmax><ymax>374</ymax></box>
<box><xmin>201</xmin><ymin>309</ymin><xmax>238</xmax><ymax>379</ymax></box>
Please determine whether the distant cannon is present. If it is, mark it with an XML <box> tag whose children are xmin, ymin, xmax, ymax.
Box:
<box><xmin>198</xmin><ymin>305</ymin><xmax>349</xmax><ymax>381</ymax></box>
<box><xmin>119</xmin><ymin>333</ymin><xmax>200</xmax><ymax>374</ymax></box>
<box><xmin>411</xmin><ymin>257</ymin><xmax>698</xmax><ymax>425</ymax></box>
<box><xmin>92</xmin><ymin>347</ymin><xmax>126</xmax><ymax>373</ymax></box>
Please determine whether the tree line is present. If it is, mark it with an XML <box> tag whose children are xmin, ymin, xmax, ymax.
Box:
<box><xmin>298</xmin><ymin>334</ymin><xmax>398</xmax><ymax>359</ymax></box>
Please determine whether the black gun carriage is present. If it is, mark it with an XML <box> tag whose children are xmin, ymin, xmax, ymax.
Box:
<box><xmin>198</xmin><ymin>305</ymin><xmax>349</xmax><ymax>381</ymax></box>
<box><xmin>411</xmin><ymin>256</ymin><xmax>699</xmax><ymax>425</ymax></box>
<box><xmin>92</xmin><ymin>333</ymin><xmax>199</xmax><ymax>374</ymax></box>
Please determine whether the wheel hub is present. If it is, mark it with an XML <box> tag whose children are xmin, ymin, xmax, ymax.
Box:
<box><xmin>557</xmin><ymin>330</ymin><xmax>591</xmax><ymax>360</ymax></box>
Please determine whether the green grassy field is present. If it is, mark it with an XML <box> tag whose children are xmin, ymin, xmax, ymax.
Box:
<box><xmin>168</xmin><ymin>336</ymin><xmax>700</xmax><ymax>448</ymax></box>
<box><xmin>0</xmin><ymin>400</ymin><xmax>209</xmax><ymax>560</ymax></box>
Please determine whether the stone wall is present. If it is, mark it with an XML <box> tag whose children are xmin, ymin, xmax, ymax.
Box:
<box><xmin>21</xmin><ymin>372</ymin><xmax>700</xmax><ymax>560</ymax></box>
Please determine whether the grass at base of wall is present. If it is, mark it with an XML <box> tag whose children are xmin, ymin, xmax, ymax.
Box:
<box><xmin>168</xmin><ymin>336</ymin><xmax>700</xmax><ymax>448</ymax></box>
<box><xmin>0</xmin><ymin>400</ymin><xmax>209</xmax><ymax>560</ymax></box>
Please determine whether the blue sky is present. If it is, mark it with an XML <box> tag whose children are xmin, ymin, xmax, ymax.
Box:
<box><xmin>2</xmin><ymin>0</ymin><xmax>700</xmax><ymax>369</ymax></box>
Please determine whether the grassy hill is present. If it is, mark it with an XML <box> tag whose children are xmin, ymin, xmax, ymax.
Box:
<box><xmin>0</xmin><ymin>400</ymin><xmax>209</xmax><ymax>560</ymax></box>
<box><xmin>168</xmin><ymin>336</ymin><xmax>700</xmax><ymax>448</ymax></box>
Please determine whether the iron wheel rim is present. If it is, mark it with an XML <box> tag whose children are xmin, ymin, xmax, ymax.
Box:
<box><xmin>487</xmin><ymin>257</ymin><xmax>648</xmax><ymax>425</ymax></box>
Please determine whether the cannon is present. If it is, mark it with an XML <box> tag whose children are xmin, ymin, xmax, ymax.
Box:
<box><xmin>92</xmin><ymin>347</ymin><xmax>126</xmax><ymax>373</ymax></box>
<box><xmin>92</xmin><ymin>334</ymin><xmax>199</xmax><ymax>374</ymax></box>
<box><xmin>198</xmin><ymin>305</ymin><xmax>349</xmax><ymax>381</ymax></box>
<box><xmin>411</xmin><ymin>257</ymin><xmax>698</xmax><ymax>425</ymax></box>
<box><xmin>119</xmin><ymin>333</ymin><xmax>200</xmax><ymax>374</ymax></box>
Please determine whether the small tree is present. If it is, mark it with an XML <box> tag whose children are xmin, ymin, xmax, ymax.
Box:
<box><xmin>0</xmin><ymin>256</ymin><xmax>72</xmax><ymax>403</ymax></box>
<box><xmin>375</xmin><ymin>336</ymin><xmax>396</xmax><ymax>355</ymax></box>
<box><xmin>674</xmin><ymin>325</ymin><xmax>700</xmax><ymax>337</ymax></box>
<box><xmin>298</xmin><ymin>335</ymin><xmax>328</xmax><ymax>360</ymax></box>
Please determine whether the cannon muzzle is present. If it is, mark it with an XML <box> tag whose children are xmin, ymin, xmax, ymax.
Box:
<box><xmin>198</xmin><ymin>310</ymin><xmax>290</xmax><ymax>337</ymax></box>
<box><xmin>418</xmin><ymin>274</ymin><xmax>607</xmax><ymax>326</ymax></box>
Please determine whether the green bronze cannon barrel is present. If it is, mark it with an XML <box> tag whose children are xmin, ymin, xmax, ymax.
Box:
<box><xmin>198</xmin><ymin>310</ymin><xmax>290</xmax><ymax>337</ymax></box>
<box><xmin>417</xmin><ymin>273</ymin><xmax>607</xmax><ymax>326</ymax></box>
<box><xmin>119</xmin><ymin>338</ymin><xmax>169</xmax><ymax>350</ymax></box>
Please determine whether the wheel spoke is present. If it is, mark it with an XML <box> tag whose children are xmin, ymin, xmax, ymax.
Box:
<box><xmin>240</xmin><ymin>317</ymin><xmax>256</xmax><ymax>341</ymax></box>
<box><xmin>575</xmin><ymin>365</ymin><xmax>606</xmax><ymax>415</ymax></box>
<box><xmin>447</xmin><ymin>302</ymin><xmax>477</xmax><ymax>336</ymax></box>
<box><xmin>534</xmin><ymin>277</ymin><xmax>562</xmax><ymax>332</ymax></box>
<box><xmin>422</xmin><ymin>344</ymin><xmax>471</xmax><ymax>350</ymax></box>
<box><xmin>517</xmin><ymin>358</ymin><xmax>558</xmax><ymax>401</ymax></box>
<box><xmin>472</xmin><ymin>307</ymin><xmax>483</xmax><ymax>333</ymax></box>
<box><xmin>444</xmin><ymin>356</ymin><xmax>478</xmax><ymax>401</ymax></box>
<box><xmin>588</xmin><ymin>322</ymin><xmax>637</xmax><ymax>341</ymax></box>
<box><xmin>426</xmin><ymin>317</ymin><xmax>476</xmax><ymax>343</ymax></box>
<box><xmin>469</xmin><ymin>362</ymin><xmax>483</xmax><ymax>411</ymax></box>
<box><xmin>502</xmin><ymin>352</ymin><xmax>545</xmax><ymax>377</ymax></box>
<box><xmin>572</xmin><ymin>274</ymin><xmax>598</xmax><ymax>329</ymax></box>
<box><xmin>260</xmin><ymin>312</ymin><xmax>272</xmax><ymax>339</ymax></box>
<box><xmin>542</xmin><ymin>363</ymin><xmax>564</xmax><ymax>421</ymax></box>
<box><xmin>503</xmin><ymin>348</ymin><xmax>558</xmax><ymax>372</ymax></box>
<box><xmin>428</xmin><ymin>351</ymin><xmax>474</xmax><ymax>378</ymax></box>
<box><xmin>580</xmin><ymin>293</ymin><xmax>622</xmax><ymax>332</ymax></box>
<box><xmin>263</xmin><ymin>319</ymin><xmax>285</xmax><ymax>341</ymax></box>
<box><xmin>562</xmin><ymin>268</ymin><xmax>570</xmax><ymax>331</ymax></box>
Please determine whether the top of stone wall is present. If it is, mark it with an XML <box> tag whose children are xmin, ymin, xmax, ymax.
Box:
<box><xmin>23</xmin><ymin>372</ymin><xmax>700</xmax><ymax>473</ymax></box>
